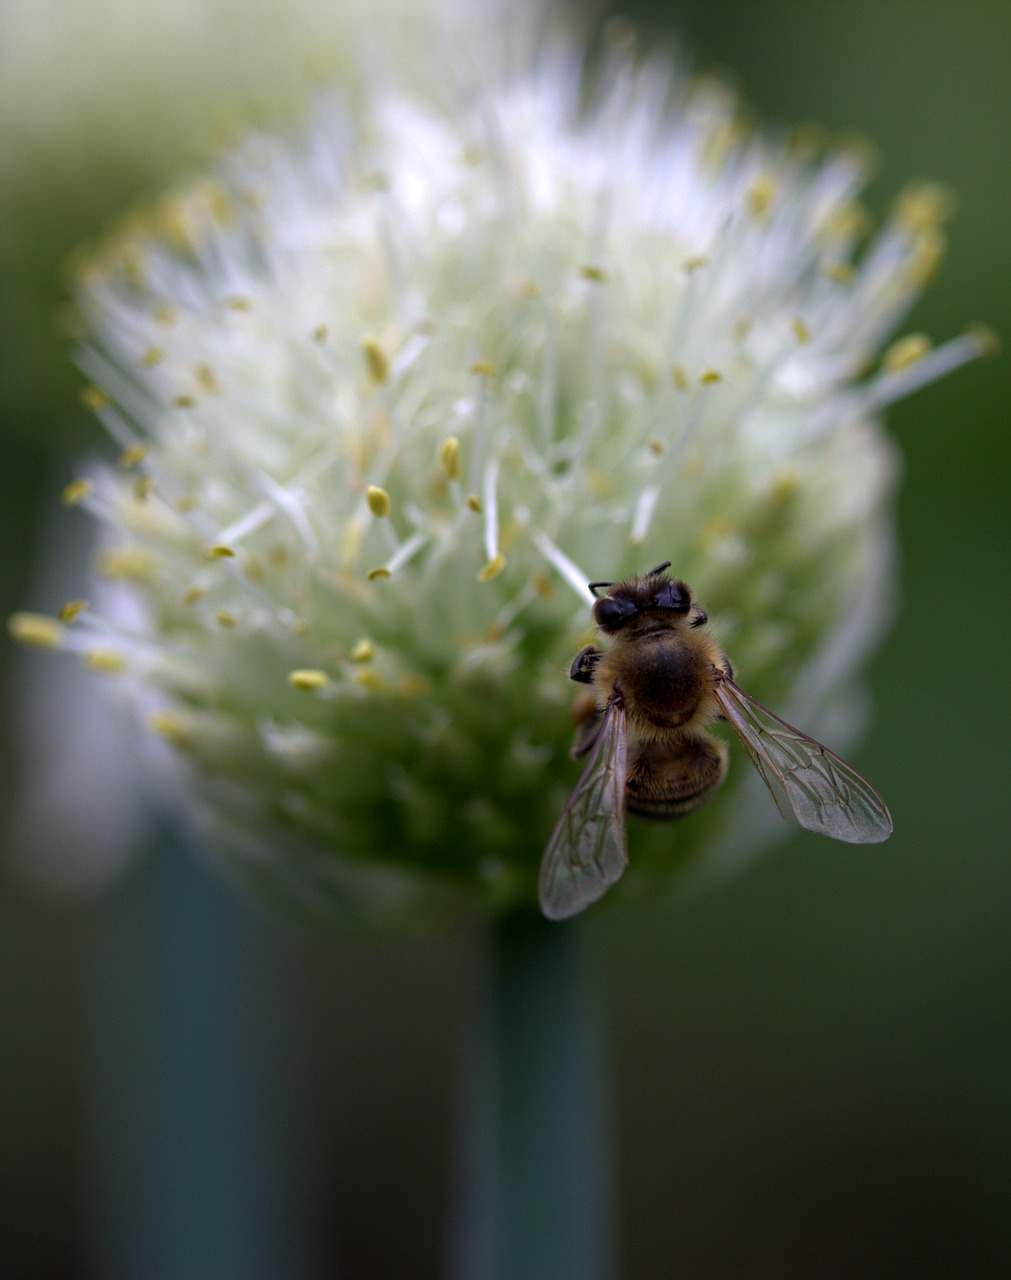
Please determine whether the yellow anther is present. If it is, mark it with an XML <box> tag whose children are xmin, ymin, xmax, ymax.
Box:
<box><xmin>882</xmin><ymin>333</ymin><xmax>931</xmax><ymax>373</ymax></box>
<box><xmin>353</xmin><ymin>666</ymin><xmax>386</xmax><ymax>691</ymax></box>
<box><xmin>682</xmin><ymin>255</ymin><xmax>709</xmax><ymax>274</ymax></box>
<box><xmin>81</xmin><ymin>647</ymin><xmax>127</xmax><ymax>674</ymax></box>
<box><xmin>700</xmin><ymin>515</ymin><xmax>732</xmax><ymax>547</ymax></box>
<box><xmin>174</xmin><ymin>495</ymin><xmax>197</xmax><ymax>512</ymax></box>
<box><xmin>80</xmin><ymin>384</ymin><xmax>110</xmax><ymax>412</ymax></box>
<box><xmin>206</xmin><ymin>544</ymin><xmax>236</xmax><ymax>559</ymax></box>
<box><xmin>132</xmin><ymin>474</ymin><xmax>153</xmax><ymax>502</ymax></box>
<box><xmin>288</xmin><ymin>669</ymin><xmax>330</xmax><ymax>692</ymax></box>
<box><xmin>366</xmin><ymin>485</ymin><xmax>391</xmax><ymax>518</ymax></box>
<box><xmin>362</xmin><ymin>336</ymin><xmax>389</xmax><ymax>383</ymax></box>
<box><xmin>173</xmin><ymin>393</ymin><xmax>195</xmax><ymax>408</ymax></box>
<box><xmin>745</xmin><ymin>174</ymin><xmax>775</xmax><ymax>217</ymax></box>
<box><xmin>904</xmin><ymin>227</ymin><xmax>946</xmax><ymax>286</ymax></box>
<box><xmin>181</xmin><ymin>585</ymin><xmax>205</xmax><ymax>604</ymax></box>
<box><xmin>215</xmin><ymin>610</ymin><xmax>237</xmax><ymax>627</ymax></box>
<box><xmin>586</xmin><ymin>469</ymin><xmax>613</xmax><ymax>499</ymax></box>
<box><xmin>477</xmin><ymin>553</ymin><xmax>506</xmax><ymax>582</ymax></box>
<box><xmin>118</xmin><ymin>444</ymin><xmax>148</xmax><ymax>468</ymax></box>
<box><xmin>312</xmin><ymin>323</ymin><xmax>329</xmax><ymax>343</ymax></box>
<box><xmin>822</xmin><ymin>200</ymin><xmax>872</xmax><ymax>242</ymax></box>
<box><xmin>647</xmin><ymin>437</ymin><xmax>664</xmax><ymax>456</ymax></box>
<box><xmin>367</xmin><ymin>566</ymin><xmax>391</xmax><ymax>581</ymax></box>
<box><xmin>350</xmin><ymin>639</ymin><xmax>374</xmax><ymax>662</ymax></box>
<box><xmin>769</xmin><ymin>467</ymin><xmax>799</xmax><ymax>506</ymax></box>
<box><xmin>469</xmin><ymin>359</ymin><xmax>496</xmax><ymax>377</ymax></box>
<box><xmin>148</xmin><ymin>711</ymin><xmax>187</xmax><ymax>743</ymax></box>
<box><xmin>968</xmin><ymin>325</ymin><xmax>1000</xmax><ymax>358</ymax></box>
<box><xmin>580</xmin><ymin>264</ymin><xmax>608</xmax><ymax>282</ymax></box>
<box><xmin>671</xmin><ymin>364</ymin><xmax>689</xmax><ymax>391</ymax></box>
<box><xmin>58</xmin><ymin>599</ymin><xmax>88</xmax><ymax>621</ymax></box>
<box><xmin>790</xmin><ymin>316</ymin><xmax>811</xmax><ymax>345</ymax></box>
<box><xmin>224</xmin><ymin>295</ymin><xmax>252</xmax><ymax>311</ymax></box>
<box><xmin>465</xmin><ymin>494</ymin><xmax>482</xmax><ymax>513</ymax></box>
<box><xmin>822</xmin><ymin>261</ymin><xmax>854</xmax><ymax>284</ymax></box>
<box><xmin>61</xmin><ymin>477</ymin><xmax>92</xmax><ymax>506</ymax></box>
<box><xmin>140</xmin><ymin>346</ymin><xmax>164</xmax><ymax>367</ymax></box>
<box><xmin>398</xmin><ymin>674</ymin><xmax>430</xmax><ymax>698</ymax></box>
<box><xmin>95</xmin><ymin>546</ymin><xmax>157</xmax><ymax>580</ymax></box>
<box><xmin>531</xmin><ymin>571</ymin><xmax>554</xmax><ymax>599</ymax></box>
<box><xmin>195</xmin><ymin>363</ymin><xmax>217</xmax><ymax>394</ymax></box>
<box><xmin>439</xmin><ymin>437</ymin><xmax>462</xmax><ymax>481</ymax></box>
<box><xmin>893</xmin><ymin>181</ymin><xmax>955</xmax><ymax>232</ymax></box>
<box><xmin>522</xmin><ymin>281</ymin><xmax>540</xmax><ymax>299</ymax></box>
<box><xmin>153</xmin><ymin>302</ymin><xmax>177</xmax><ymax>326</ymax></box>
<box><xmin>8</xmin><ymin>612</ymin><xmax>65</xmax><ymax>649</ymax></box>
<box><xmin>699</xmin><ymin>369</ymin><xmax>723</xmax><ymax>385</ymax></box>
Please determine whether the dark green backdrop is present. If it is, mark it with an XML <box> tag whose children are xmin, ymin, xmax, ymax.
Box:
<box><xmin>1</xmin><ymin>2</ymin><xmax>1007</xmax><ymax>1275</ymax></box>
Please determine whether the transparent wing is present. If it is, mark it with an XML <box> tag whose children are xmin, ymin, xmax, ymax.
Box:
<box><xmin>714</xmin><ymin>676</ymin><xmax>892</xmax><ymax>844</ymax></box>
<box><xmin>538</xmin><ymin>697</ymin><xmax>629</xmax><ymax>920</ymax></box>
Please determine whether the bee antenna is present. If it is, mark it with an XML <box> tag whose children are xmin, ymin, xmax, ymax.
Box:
<box><xmin>587</xmin><ymin>579</ymin><xmax>613</xmax><ymax>597</ymax></box>
<box><xmin>646</xmin><ymin>560</ymin><xmax>672</xmax><ymax>576</ymax></box>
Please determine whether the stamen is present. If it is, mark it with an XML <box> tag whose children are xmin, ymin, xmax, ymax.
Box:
<box><xmin>529</xmin><ymin>531</ymin><xmax>594</xmax><ymax>604</ymax></box>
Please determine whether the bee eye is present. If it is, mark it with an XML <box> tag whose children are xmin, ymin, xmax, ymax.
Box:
<box><xmin>652</xmin><ymin>580</ymin><xmax>691</xmax><ymax>612</ymax></box>
<box><xmin>593</xmin><ymin>595</ymin><xmax>637</xmax><ymax>631</ymax></box>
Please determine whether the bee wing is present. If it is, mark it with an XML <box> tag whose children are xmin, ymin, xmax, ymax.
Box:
<box><xmin>714</xmin><ymin>676</ymin><xmax>892</xmax><ymax>844</ymax></box>
<box><xmin>538</xmin><ymin>697</ymin><xmax>629</xmax><ymax>920</ymax></box>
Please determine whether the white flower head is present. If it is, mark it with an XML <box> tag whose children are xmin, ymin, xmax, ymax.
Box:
<box><xmin>11</xmin><ymin>32</ymin><xmax>986</xmax><ymax>930</ymax></box>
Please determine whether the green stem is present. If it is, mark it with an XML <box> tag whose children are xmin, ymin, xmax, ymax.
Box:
<box><xmin>448</xmin><ymin>911</ymin><xmax>615</xmax><ymax>1280</ymax></box>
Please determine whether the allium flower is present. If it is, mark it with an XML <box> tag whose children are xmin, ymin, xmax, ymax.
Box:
<box><xmin>10</xmin><ymin>37</ymin><xmax>985</xmax><ymax>931</ymax></box>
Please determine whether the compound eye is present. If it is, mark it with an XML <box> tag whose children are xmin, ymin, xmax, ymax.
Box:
<box><xmin>593</xmin><ymin>595</ymin><xmax>637</xmax><ymax>632</ymax></box>
<box><xmin>652</xmin><ymin>579</ymin><xmax>691</xmax><ymax>612</ymax></box>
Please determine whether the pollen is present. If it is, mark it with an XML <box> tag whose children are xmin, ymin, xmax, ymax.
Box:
<box><xmin>465</xmin><ymin>494</ymin><xmax>482</xmax><ymax>513</ymax></box>
<box><xmin>745</xmin><ymin>174</ymin><xmax>775</xmax><ymax>216</ymax></box>
<box><xmin>148</xmin><ymin>711</ymin><xmax>187</xmax><ymax>743</ymax></box>
<box><xmin>790</xmin><ymin>316</ymin><xmax>811</xmax><ymax>345</ymax></box>
<box><xmin>215</xmin><ymin>610</ymin><xmax>238</xmax><ymax>627</ymax></box>
<box><xmin>95</xmin><ymin>546</ymin><xmax>158</xmax><ymax>580</ymax></box>
<box><xmin>439</xmin><ymin>437</ymin><xmax>462</xmax><ymax>480</ymax></box>
<box><xmin>140</xmin><ymin>346</ymin><xmax>164</xmax><ymax>367</ymax></box>
<box><xmin>350</xmin><ymin>639</ymin><xmax>374</xmax><ymax>662</ymax></box>
<box><xmin>206</xmin><ymin>544</ymin><xmax>236</xmax><ymax>558</ymax></box>
<box><xmin>367</xmin><ymin>566</ymin><xmax>391</xmax><ymax>581</ymax></box>
<box><xmin>81</xmin><ymin>647</ymin><xmax>128</xmax><ymax>674</ymax></box>
<box><xmin>8</xmin><ymin>611</ymin><xmax>65</xmax><ymax>649</ymax></box>
<box><xmin>312</xmin><ymin>323</ymin><xmax>329</xmax><ymax>343</ymax></box>
<box><xmin>477</xmin><ymin>553</ymin><xmax>506</xmax><ymax>582</ymax></box>
<box><xmin>671</xmin><ymin>364</ymin><xmax>689</xmax><ymax>390</ymax></box>
<box><xmin>366</xmin><ymin>485</ymin><xmax>391</xmax><ymax>517</ymax></box>
<box><xmin>353</xmin><ymin>666</ymin><xmax>385</xmax><ymax>691</ymax></box>
<box><xmin>118</xmin><ymin>444</ymin><xmax>148</xmax><ymax>468</ymax></box>
<box><xmin>580</xmin><ymin>264</ymin><xmax>608</xmax><ymax>282</ymax></box>
<box><xmin>132</xmin><ymin>474</ymin><xmax>153</xmax><ymax>502</ymax></box>
<box><xmin>58</xmin><ymin>598</ymin><xmax>89</xmax><ymax>621</ymax></box>
<box><xmin>61</xmin><ymin>477</ymin><xmax>92</xmax><ymax>506</ymax></box>
<box><xmin>80</xmin><ymin>385</ymin><xmax>110</xmax><ymax>413</ymax></box>
<box><xmin>882</xmin><ymin>333</ymin><xmax>931</xmax><ymax>373</ymax></box>
<box><xmin>469</xmin><ymin>359</ymin><xmax>496</xmax><ymax>377</ymax></box>
<box><xmin>699</xmin><ymin>369</ymin><xmax>723</xmax><ymax>385</ymax></box>
<box><xmin>362</xmin><ymin>336</ymin><xmax>389</xmax><ymax>383</ymax></box>
<box><xmin>288</xmin><ymin>668</ymin><xmax>330</xmax><ymax>691</ymax></box>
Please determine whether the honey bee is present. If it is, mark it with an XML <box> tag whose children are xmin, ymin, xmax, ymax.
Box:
<box><xmin>539</xmin><ymin>561</ymin><xmax>892</xmax><ymax>919</ymax></box>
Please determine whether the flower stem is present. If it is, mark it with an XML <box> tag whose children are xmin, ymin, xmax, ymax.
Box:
<box><xmin>448</xmin><ymin>911</ymin><xmax>615</xmax><ymax>1280</ymax></box>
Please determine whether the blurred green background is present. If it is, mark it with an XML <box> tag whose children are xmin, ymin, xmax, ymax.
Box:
<box><xmin>1</xmin><ymin>1</ymin><xmax>1008</xmax><ymax>1276</ymax></box>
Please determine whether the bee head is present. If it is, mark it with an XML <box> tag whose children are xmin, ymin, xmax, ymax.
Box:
<box><xmin>590</xmin><ymin>562</ymin><xmax>695</xmax><ymax>633</ymax></box>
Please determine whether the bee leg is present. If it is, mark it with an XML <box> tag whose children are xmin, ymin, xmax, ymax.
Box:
<box><xmin>625</xmin><ymin>732</ymin><xmax>728</xmax><ymax>818</ymax></box>
<box><xmin>569</xmin><ymin>643</ymin><xmax>602</xmax><ymax>684</ymax></box>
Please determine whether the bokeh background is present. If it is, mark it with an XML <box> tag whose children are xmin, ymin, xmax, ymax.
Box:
<box><xmin>1</xmin><ymin>1</ymin><xmax>1008</xmax><ymax>1276</ymax></box>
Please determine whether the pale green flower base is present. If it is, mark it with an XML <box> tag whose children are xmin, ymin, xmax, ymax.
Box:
<box><xmin>449</xmin><ymin>913</ymin><xmax>614</xmax><ymax>1280</ymax></box>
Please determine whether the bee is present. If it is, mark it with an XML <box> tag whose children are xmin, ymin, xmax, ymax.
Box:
<box><xmin>538</xmin><ymin>561</ymin><xmax>892</xmax><ymax>920</ymax></box>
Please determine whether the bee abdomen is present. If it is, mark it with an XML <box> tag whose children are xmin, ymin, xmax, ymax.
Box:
<box><xmin>625</xmin><ymin>732</ymin><xmax>728</xmax><ymax>819</ymax></box>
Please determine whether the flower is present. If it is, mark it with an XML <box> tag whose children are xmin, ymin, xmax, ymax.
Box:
<box><xmin>9</xmin><ymin>29</ymin><xmax>986</xmax><ymax>931</ymax></box>
<box><xmin>0</xmin><ymin>0</ymin><xmax>513</xmax><ymax>435</ymax></box>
